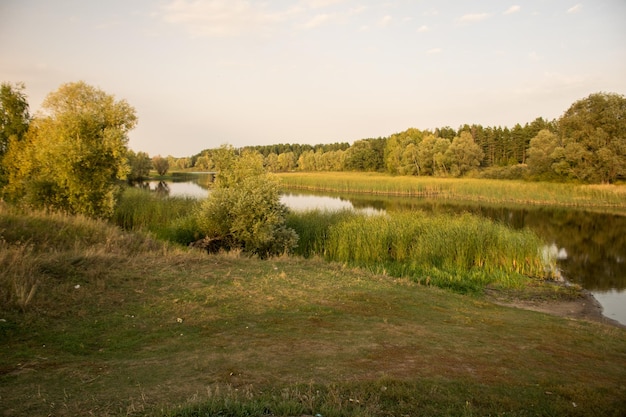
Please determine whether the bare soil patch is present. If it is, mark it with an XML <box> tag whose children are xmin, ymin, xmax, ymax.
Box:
<box><xmin>487</xmin><ymin>287</ymin><xmax>626</xmax><ymax>329</ymax></box>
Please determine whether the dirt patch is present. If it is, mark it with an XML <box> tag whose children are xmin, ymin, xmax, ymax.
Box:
<box><xmin>487</xmin><ymin>288</ymin><xmax>625</xmax><ymax>329</ymax></box>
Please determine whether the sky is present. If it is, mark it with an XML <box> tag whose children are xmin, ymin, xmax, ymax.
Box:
<box><xmin>1</xmin><ymin>1</ymin><xmax>625</xmax><ymax>157</ymax></box>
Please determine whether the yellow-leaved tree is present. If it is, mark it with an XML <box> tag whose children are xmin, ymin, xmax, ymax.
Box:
<box><xmin>5</xmin><ymin>81</ymin><xmax>137</xmax><ymax>218</ymax></box>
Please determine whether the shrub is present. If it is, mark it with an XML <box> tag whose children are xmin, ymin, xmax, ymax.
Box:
<box><xmin>193</xmin><ymin>148</ymin><xmax>298</xmax><ymax>257</ymax></box>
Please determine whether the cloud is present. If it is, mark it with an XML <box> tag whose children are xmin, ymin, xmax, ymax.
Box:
<box><xmin>422</xmin><ymin>8</ymin><xmax>439</xmax><ymax>17</ymax></box>
<box><xmin>348</xmin><ymin>5</ymin><xmax>367</xmax><ymax>15</ymax></box>
<box><xmin>378</xmin><ymin>15</ymin><xmax>392</xmax><ymax>27</ymax></box>
<box><xmin>160</xmin><ymin>0</ymin><xmax>292</xmax><ymax>37</ymax></box>
<box><xmin>457</xmin><ymin>13</ymin><xmax>491</xmax><ymax>23</ymax></box>
<box><xmin>503</xmin><ymin>5</ymin><xmax>521</xmax><ymax>15</ymax></box>
<box><xmin>427</xmin><ymin>48</ymin><xmax>442</xmax><ymax>55</ymax></box>
<box><xmin>567</xmin><ymin>4</ymin><xmax>582</xmax><ymax>14</ymax></box>
<box><xmin>417</xmin><ymin>25</ymin><xmax>429</xmax><ymax>33</ymax></box>
<box><xmin>302</xmin><ymin>13</ymin><xmax>334</xmax><ymax>29</ymax></box>
<box><xmin>306</xmin><ymin>0</ymin><xmax>345</xmax><ymax>9</ymax></box>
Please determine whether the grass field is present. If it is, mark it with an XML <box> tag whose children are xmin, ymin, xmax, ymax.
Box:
<box><xmin>1</xmin><ymin>205</ymin><xmax>625</xmax><ymax>416</ymax></box>
<box><xmin>277</xmin><ymin>172</ymin><xmax>626</xmax><ymax>212</ymax></box>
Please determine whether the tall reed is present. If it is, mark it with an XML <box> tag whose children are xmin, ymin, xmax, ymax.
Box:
<box><xmin>286</xmin><ymin>209</ymin><xmax>354</xmax><ymax>258</ymax></box>
<box><xmin>277</xmin><ymin>172</ymin><xmax>626</xmax><ymax>211</ymax></box>
<box><xmin>113</xmin><ymin>187</ymin><xmax>200</xmax><ymax>243</ymax></box>
<box><xmin>289</xmin><ymin>209</ymin><xmax>548</xmax><ymax>293</ymax></box>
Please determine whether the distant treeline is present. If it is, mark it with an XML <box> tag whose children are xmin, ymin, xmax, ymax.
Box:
<box><xmin>162</xmin><ymin>92</ymin><xmax>626</xmax><ymax>184</ymax></box>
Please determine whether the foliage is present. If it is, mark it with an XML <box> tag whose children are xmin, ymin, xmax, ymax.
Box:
<box><xmin>445</xmin><ymin>131</ymin><xmax>485</xmax><ymax>176</ymax></box>
<box><xmin>555</xmin><ymin>92</ymin><xmax>626</xmax><ymax>183</ymax></box>
<box><xmin>3</xmin><ymin>81</ymin><xmax>136</xmax><ymax>218</ymax></box>
<box><xmin>0</xmin><ymin>82</ymin><xmax>31</xmax><ymax>189</ymax></box>
<box><xmin>526</xmin><ymin>129</ymin><xmax>561</xmax><ymax>180</ymax></box>
<box><xmin>152</xmin><ymin>154</ymin><xmax>170</xmax><ymax>176</ymax></box>
<box><xmin>194</xmin><ymin>147</ymin><xmax>298</xmax><ymax>257</ymax></box>
<box><xmin>158</xmin><ymin>92</ymin><xmax>625</xmax><ymax>184</ymax></box>
<box><xmin>126</xmin><ymin>149</ymin><xmax>153</xmax><ymax>182</ymax></box>
<box><xmin>343</xmin><ymin>138</ymin><xmax>385</xmax><ymax>171</ymax></box>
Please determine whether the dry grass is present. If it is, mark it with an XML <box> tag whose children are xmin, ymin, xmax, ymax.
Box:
<box><xmin>1</xmin><ymin>207</ymin><xmax>625</xmax><ymax>416</ymax></box>
<box><xmin>277</xmin><ymin>172</ymin><xmax>626</xmax><ymax>211</ymax></box>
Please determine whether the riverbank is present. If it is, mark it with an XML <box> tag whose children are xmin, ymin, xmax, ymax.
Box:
<box><xmin>2</xmin><ymin>207</ymin><xmax>625</xmax><ymax>416</ymax></box>
<box><xmin>487</xmin><ymin>286</ymin><xmax>626</xmax><ymax>329</ymax></box>
<box><xmin>277</xmin><ymin>172</ymin><xmax>626</xmax><ymax>213</ymax></box>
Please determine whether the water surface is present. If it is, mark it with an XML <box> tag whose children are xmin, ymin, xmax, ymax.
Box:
<box><xmin>150</xmin><ymin>179</ymin><xmax>626</xmax><ymax>325</ymax></box>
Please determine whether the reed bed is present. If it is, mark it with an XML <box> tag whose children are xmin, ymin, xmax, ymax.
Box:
<box><xmin>288</xmin><ymin>209</ymin><xmax>549</xmax><ymax>293</ymax></box>
<box><xmin>113</xmin><ymin>187</ymin><xmax>200</xmax><ymax>243</ymax></box>
<box><xmin>277</xmin><ymin>172</ymin><xmax>626</xmax><ymax>210</ymax></box>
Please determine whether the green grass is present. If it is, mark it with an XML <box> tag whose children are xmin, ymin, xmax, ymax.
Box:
<box><xmin>113</xmin><ymin>186</ymin><xmax>201</xmax><ymax>244</ymax></box>
<box><xmin>287</xmin><ymin>209</ymin><xmax>550</xmax><ymax>293</ymax></box>
<box><xmin>1</xmin><ymin>206</ymin><xmax>625</xmax><ymax>416</ymax></box>
<box><xmin>277</xmin><ymin>172</ymin><xmax>626</xmax><ymax>212</ymax></box>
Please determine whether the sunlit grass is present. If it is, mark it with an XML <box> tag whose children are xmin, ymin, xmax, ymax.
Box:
<box><xmin>1</xmin><ymin>206</ymin><xmax>625</xmax><ymax>416</ymax></box>
<box><xmin>288</xmin><ymin>209</ymin><xmax>548</xmax><ymax>293</ymax></box>
<box><xmin>277</xmin><ymin>172</ymin><xmax>626</xmax><ymax>211</ymax></box>
<box><xmin>113</xmin><ymin>186</ymin><xmax>201</xmax><ymax>244</ymax></box>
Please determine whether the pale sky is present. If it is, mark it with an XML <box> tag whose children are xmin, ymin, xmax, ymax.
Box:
<box><xmin>1</xmin><ymin>1</ymin><xmax>625</xmax><ymax>157</ymax></box>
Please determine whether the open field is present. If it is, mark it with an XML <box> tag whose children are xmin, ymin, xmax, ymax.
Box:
<box><xmin>1</xmin><ymin>206</ymin><xmax>625</xmax><ymax>416</ymax></box>
<box><xmin>277</xmin><ymin>172</ymin><xmax>626</xmax><ymax>213</ymax></box>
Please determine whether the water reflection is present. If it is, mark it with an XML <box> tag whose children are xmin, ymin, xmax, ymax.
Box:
<box><xmin>137</xmin><ymin>181</ymin><xmax>626</xmax><ymax>324</ymax></box>
<box><xmin>293</xmin><ymin>191</ymin><xmax>626</xmax><ymax>325</ymax></box>
<box><xmin>344</xmin><ymin>194</ymin><xmax>626</xmax><ymax>292</ymax></box>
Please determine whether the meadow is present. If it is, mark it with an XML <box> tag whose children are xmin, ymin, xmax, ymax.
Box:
<box><xmin>277</xmin><ymin>172</ymin><xmax>626</xmax><ymax>212</ymax></box>
<box><xmin>1</xmin><ymin>203</ymin><xmax>625</xmax><ymax>416</ymax></box>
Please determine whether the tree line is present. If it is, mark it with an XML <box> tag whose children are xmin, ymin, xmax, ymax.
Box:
<box><xmin>170</xmin><ymin>93</ymin><xmax>625</xmax><ymax>184</ymax></box>
<box><xmin>1</xmin><ymin>80</ymin><xmax>625</xmax><ymax>219</ymax></box>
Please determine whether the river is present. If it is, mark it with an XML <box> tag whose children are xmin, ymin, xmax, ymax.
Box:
<box><xmin>145</xmin><ymin>179</ymin><xmax>626</xmax><ymax>326</ymax></box>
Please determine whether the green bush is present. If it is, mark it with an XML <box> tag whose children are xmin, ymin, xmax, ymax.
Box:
<box><xmin>193</xmin><ymin>148</ymin><xmax>298</xmax><ymax>257</ymax></box>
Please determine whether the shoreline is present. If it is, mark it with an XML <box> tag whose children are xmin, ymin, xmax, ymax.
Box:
<box><xmin>490</xmin><ymin>289</ymin><xmax>626</xmax><ymax>329</ymax></box>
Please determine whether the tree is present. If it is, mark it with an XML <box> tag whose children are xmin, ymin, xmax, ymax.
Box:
<box><xmin>297</xmin><ymin>150</ymin><xmax>316</xmax><ymax>171</ymax></box>
<box><xmin>343</xmin><ymin>138</ymin><xmax>385</xmax><ymax>171</ymax></box>
<box><xmin>152</xmin><ymin>155</ymin><xmax>170</xmax><ymax>176</ymax></box>
<box><xmin>384</xmin><ymin>128</ymin><xmax>422</xmax><ymax>174</ymax></box>
<box><xmin>0</xmin><ymin>82</ymin><xmax>31</xmax><ymax>188</ymax></box>
<box><xmin>195</xmin><ymin>155</ymin><xmax>211</xmax><ymax>171</ymax></box>
<box><xmin>194</xmin><ymin>147</ymin><xmax>298</xmax><ymax>257</ymax></box>
<box><xmin>277</xmin><ymin>151</ymin><xmax>296</xmax><ymax>172</ymax></box>
<box><xmin>557</xmin><ymin>92</ymin><xmax>626</xmax><ymax>183</ymax></box>
<box><xmin>417</xmin><ymin>134</ymin><xmax>450</xmax><ymax>176</ymax></box>
<box><xmin>127</xmin><ymin>150</ymin><xmax>152</xmax><ymax>182</ymax></box>
<box><xmin>264</xmin><ymin>152</ymin><xmax>280</xmax><ymax>172</ymax></box>
<box><xmin>445</xmin><ymin>132</ymin><xmax>484</xmax><ymax>176</ymax></box>
<box><xmin>526</xmin><ymin>129</ymin><xmax>560</xmax><ymax>180</ymax></box>
<box><xmin>4</xmin><ymin>81</ymin><xmax>136</xmax><ymax>217</ymax></box>
<box><xmin>400</xmin><ymin>143</ymin><xmax>420</xmax><ymax>175</ymax></box>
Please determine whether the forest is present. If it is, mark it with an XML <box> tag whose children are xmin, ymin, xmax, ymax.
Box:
<box><xmin>161</xmin><ymin>92</ymin><xmax>625</xmax><ymax>184</ymax></box>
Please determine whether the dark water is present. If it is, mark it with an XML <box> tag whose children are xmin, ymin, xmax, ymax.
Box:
<box><xmin>153</xmin><ymin>179</ymin><xmax>626</xmax><ymax>325</ymax></box>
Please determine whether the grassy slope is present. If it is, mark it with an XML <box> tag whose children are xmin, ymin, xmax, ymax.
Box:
<box><xmin>1</xmin><ymin>209</ymin><xmax>625</xmax><ymax>416</ymax></box>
